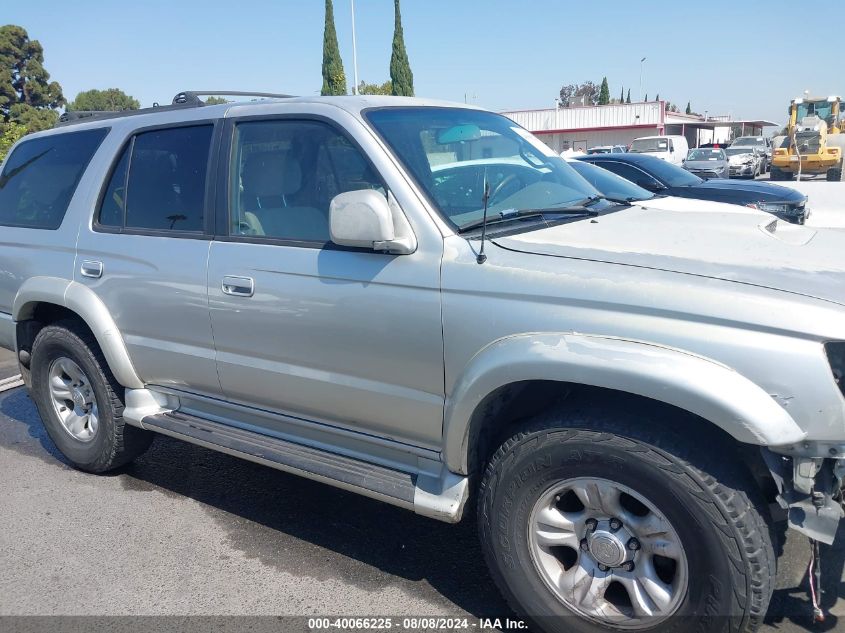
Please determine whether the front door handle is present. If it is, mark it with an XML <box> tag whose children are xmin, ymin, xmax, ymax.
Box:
<box><xmin>80</xmin><ymin>260</ymin><xmax>103</xmax><ymax>278</ymax></box>
<box><xmin>222</xmin><ymin>275</ymin><xmax>254</xmax><ymax>297</ymax></box>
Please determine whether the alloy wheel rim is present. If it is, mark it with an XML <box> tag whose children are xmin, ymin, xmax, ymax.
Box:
<box><xmin>527</xmin><ymin>476</ymin><xmax>688</xmax><ymax>628</ymax></box>
<box><xmin>47</xmin><ymin>357</ymin><xmax>99</xmax><ymax>442</ymax></box>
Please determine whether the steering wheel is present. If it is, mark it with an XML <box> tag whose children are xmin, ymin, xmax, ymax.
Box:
<box><xmin>488</xmin><ymin>174</ymin><xmax>520</xmax><ymax>205</ymax></box>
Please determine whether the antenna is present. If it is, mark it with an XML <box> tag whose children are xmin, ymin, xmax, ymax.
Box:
<box><xmin>476</xmin><ymin>177</ymin><xmax>491</xmax><ymax>264</ymax></box>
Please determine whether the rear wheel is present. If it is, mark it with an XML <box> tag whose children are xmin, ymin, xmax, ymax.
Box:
<box><xmin>30</xmin><ymin>321</ymin><xmax>153</xmax><ymax>472</ymax></box>
<box><xmin>478</xmin><ymin>407</ymin><xmax>775</xmax><ymax>633</ymax></box>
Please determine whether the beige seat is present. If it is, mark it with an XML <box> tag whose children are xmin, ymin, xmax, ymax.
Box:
<box><xmin>239</xmin><ymin>152</ymin><xmax>328</xmax><ymax>242</ymax></box>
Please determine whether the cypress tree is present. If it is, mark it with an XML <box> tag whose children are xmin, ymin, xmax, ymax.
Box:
<box><xmin>390</xmin><ymin>0</ymin><xmax>414</xmax><ymax>96</ymax></box>
<box><xmin>321</xmin><ymin>0</ymin><xmax>347</xmax><ymax>96</ymax></box>
<box><xmin>644</xmin><ymin>93</ymin><xmax>648</xmax><ymax>102</ymax></box>
<box><xmin>626</xmin><ymin>88</ymin><xmax>631</xmax><ymax>104</ymax></box>
<box><xmin>685</xmin><ymin>101</ymin><xmax>692</xmax><ymax>114</ymax></box>
<box><xmin>598</xmin><ymin>77</ymin><xmax>610</xmax><ymax>105</ymax></box>
<box><xmin>620</xmin><ymin>86</ymin><xmax>624</xmax><ymax>103</ymax></box>
<box><xmin>655</xmin><ymin>93</ymin><xmax>660</xmax><ymax>101</ymax></box>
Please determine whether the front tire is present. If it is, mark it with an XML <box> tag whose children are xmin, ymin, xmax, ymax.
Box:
<box><xmin>30</xmin><ymin>321</ymin><xmax>153</xmax><ymax>472</ymax></box>
<box><xmin>478</xmin><ymin>406</ymin><xmax>774</xmax><ymax>633</ymax></box>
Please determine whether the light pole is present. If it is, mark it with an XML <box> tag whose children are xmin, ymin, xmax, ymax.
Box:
<box><xmin>350</xmin><ymin>0</ymin><xmax>359</xmax><ymax>94</ymax></box>
<box><xmin>639</xmin><ymin>57</ymin><xmax>646</xmax><ymax>102</ymax></box>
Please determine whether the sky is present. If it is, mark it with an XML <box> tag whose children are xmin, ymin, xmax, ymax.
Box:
<box><xmin>6</xmin><ymin>0</ymin><xmax>840</xmax><ymax>128</ymax></box>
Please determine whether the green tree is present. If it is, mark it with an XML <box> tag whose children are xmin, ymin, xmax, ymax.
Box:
<box><xmin>68</xmin><ymin>88</ymin><xmax>139</xmax><ymax>112</ymax></box>
<box><xmin>685</xmin><ymin>101</ymin><xmax>692</xmax><ymax>115</ymax></box>
<box><xmin>0</xmin><ymin>121</ymin><xmax>27</xmax><ymax>162</ymax></box>
<box><xmin>0</xmin><ymin>25</ymin><xmax>65</xmax><ymax>132</ymax></box>
<box><xmin>655</xmin><ymin>93</ymin><xmax>660</xmax><ymax>101</ymax></box>
<box><xmin>626</xmin><ymin>88</ymin><xmax>631</xmax><ymax>104</ymax></box>
<box><xmin>358</xmin><ymin>79</ymin><xmax>393</xmax><ymax>95</ymax></box>
<box><xmin>619</xmin><ymin>86</ymin><xmax>624</xmax><ymax>103</ymax></box>
<box><xmin>321</xmin><ymin>0</ymin><xmax>347</xmax><ymax>96</ymax></box>
<box><xmin>390</xmin><ymin>0</ymin><xmax>414</xmax><ymax>96</ymax></box>
<box><xmin>598</xmin><ymin>77</ymin><xmax>610</xmax><ymax>105</ymax></box>
<box><xmin>205</xmin><ymin>96</ymin><xmax>229</xmax><ymax>105</ymax></box>
<box><xmin>644</xmin><ymin>93</ymin><xmax>648</xmax><ymax>101</ymax></box>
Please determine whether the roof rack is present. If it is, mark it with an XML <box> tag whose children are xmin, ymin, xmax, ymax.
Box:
<box><xmin>56</xmin><ymin>90</ymin><xmax>295</xmax><ymax>127</ymax></box>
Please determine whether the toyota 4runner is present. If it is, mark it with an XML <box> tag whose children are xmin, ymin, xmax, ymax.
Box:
<box><xmin>1</xmin><ymin>91</ymin><xmax>844</xmax><ymax>632</ymax></box>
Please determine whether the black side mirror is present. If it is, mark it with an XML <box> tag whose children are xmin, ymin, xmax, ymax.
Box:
<box><xmin>638</xmin><ymin>179</ymin><xmax>664</xmax><ymax>192</ymax></box>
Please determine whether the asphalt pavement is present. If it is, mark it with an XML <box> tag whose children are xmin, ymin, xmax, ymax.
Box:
<box><xmin>0</xmin><ymin>366</ymin><xmax>843</xmax><ymax>631</ymax></box>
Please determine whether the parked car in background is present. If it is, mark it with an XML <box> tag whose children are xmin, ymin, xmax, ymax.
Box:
<box><xmin>725</xmin><ymin>146</ymin><xmax>764</xmax><ymax>179</ymax></box>
<box><xmin>628</xmin><ymin>134</ymin><xmax>689</xmax><ymax>165</ymax></box>
<box><xmin>586</xmin><ymin>145</ymin><xmax>627</xmax><ymax>155</ymax></box>
<box><xmin>731</xmin><ymin>136</ymin><xmax>772</xmax><ymax>172</ymax></box>
<box><xmin>577</xmin><ymin>152</ymin><xmax>809</xmax><ymax>223</ymax></box>
<box><xmin>682</xmin><ymin>148</ymin><xmax>729</xmax><ymax>179</ymax></box>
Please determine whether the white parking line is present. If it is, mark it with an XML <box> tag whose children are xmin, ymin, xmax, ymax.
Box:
<box><xmin>0</xmin><ymin>374</ymin><xmax>24</xmax><ymax>392</ymax></box>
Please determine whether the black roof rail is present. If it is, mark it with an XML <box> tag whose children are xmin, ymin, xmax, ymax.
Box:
<box><xmin>56</xmin><ymin>90</ymin><xmax>295</xmax><ymax>128</ymax></box>
<box><xmin>173</xmin><ymin>90</ymin><xmax>296</xmax><ymax>104</ymax></box>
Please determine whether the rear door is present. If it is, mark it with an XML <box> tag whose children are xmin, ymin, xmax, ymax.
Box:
<box><xmin>205</xmin><ymin>115</ymin><xmax>445</xmax><ymax>448</ymax></box>
<box><xmin>75</xmin><ymin>122</ymin><xmax>222</xmax><ymax>396</ymax></box>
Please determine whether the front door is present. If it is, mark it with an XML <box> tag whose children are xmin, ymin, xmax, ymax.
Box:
<box><xmin>206</xmin><ymin>117</ymin><xmax>444</xmax><ymax>448</ymax></box>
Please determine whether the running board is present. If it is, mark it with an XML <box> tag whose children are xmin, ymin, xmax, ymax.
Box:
<box><xmin>141</xmin><ymin>410</ymin><xmax>469</xmax><ymax>522</ymax></box>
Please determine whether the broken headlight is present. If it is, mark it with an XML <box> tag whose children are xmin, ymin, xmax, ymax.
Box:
<box><xmin>826</xmin><ymin>342</ymin><xmax>845</xmax><ymax>397</ymax></box>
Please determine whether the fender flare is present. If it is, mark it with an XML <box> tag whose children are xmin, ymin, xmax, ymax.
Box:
<box><xmin>443</xmin><ymin>332</ymin><xmax>805</xmax><ymax>474</ymax></box>
<box><xmin>13</xmin><ymin>277</ymin><xmax>144</xmax><ymax>389</ymax></box>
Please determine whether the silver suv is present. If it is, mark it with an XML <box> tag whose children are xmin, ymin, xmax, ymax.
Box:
<box><xmin>1</xmin><ymin>91</ymin><xmax>844</xmax><ymax>632</ymax></box>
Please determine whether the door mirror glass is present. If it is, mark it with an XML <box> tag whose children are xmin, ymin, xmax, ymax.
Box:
<box><xmin>330</xmin><ymin>190</ymin><xmax>395</xmax><ymax>249</ymax></box>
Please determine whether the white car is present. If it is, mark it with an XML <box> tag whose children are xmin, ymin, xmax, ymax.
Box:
<box><xmin>628</xmin><ymin>134</ymin><xmax>689</xmax><ymax>165</ymax></box>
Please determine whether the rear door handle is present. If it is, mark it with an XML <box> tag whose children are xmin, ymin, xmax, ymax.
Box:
<box><xmin>222</xmin><ymin>275</ymin><xmax>254</xmax><ymax>297</ymax></box>
<box><xmin>80</xmin><ymin>260</ymin><xmax>103</xmax><ymax>278</ymax></box>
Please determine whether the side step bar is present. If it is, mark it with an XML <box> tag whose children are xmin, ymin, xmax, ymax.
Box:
<box><xmin>141</xmin><ymin>410</ymin><xmax>469</xmax><ymax>522</ymax></box>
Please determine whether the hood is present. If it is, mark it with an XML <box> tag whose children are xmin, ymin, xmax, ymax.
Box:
<box><xmin>728</xmin><ymin>152</ymin><xmax>755</xmax><ymax>165</ymax></box>
<box><xmin>492</xmin><ymin>200</ymin><xmax>845</xmax><ymax>306</ymax></box>
<box><xmin>684</xmin><ymin>160</ymin><xmax>727</xmax><ymax>170</ymax></box>
<box><xmin>694</xmin><ymin>178</ymin><xmax>806</xmax><ymax>201</ymax></box>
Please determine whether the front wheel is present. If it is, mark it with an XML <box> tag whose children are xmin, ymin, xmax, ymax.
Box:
<box><xmin>478</xmin><ymin>408</ymin><xmax>775</xmax><ymax>633</ymax></box>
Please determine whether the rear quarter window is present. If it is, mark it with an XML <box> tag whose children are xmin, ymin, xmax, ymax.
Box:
<box><xmin>0</xmin><ymin>128</ymin><xmax>108</xmax><ymax>229</ymax></box>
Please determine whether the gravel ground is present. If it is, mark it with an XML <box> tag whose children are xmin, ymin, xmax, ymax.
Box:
<box><xmin>0</xmin><ymin>376</ymin><xmax>842</xmax><ymax>632</ymax></box>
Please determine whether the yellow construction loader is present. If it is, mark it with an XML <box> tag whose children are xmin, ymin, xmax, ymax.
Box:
<box><xmin>770</xmin><ymin>95</ymin><xmax>845</xmax><ymax>181</ymax></box>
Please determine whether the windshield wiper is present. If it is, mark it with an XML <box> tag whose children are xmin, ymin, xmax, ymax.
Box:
<box><xmin>458</xmin><ymin>205</ymin><xmax>598</xmax><ymax>233</ymax></box>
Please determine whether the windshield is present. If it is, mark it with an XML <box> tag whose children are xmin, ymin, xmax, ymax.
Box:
<box><xmin>586</xmin><ymin>147</ymin><xmax>611</xmax><ymax>154</ymax></box>
<box><xmin>732</xmin><ymin>137</ymin><xmax>765</xmax><ymax>147</ymax></box>
<box><xmin>568</xmin><ymin>160</ymin><xmax>654</xmax><ymax>202</ymax></box>
<box><xmin>631</xmin><ymin>156</ymin><xmax>702</xmax><ymax>187</ymax></box>
<box><xmin>687</xmin><ymin>149</ymin><xmax>725</xmax><ymax>161</ymax></box>
<box><xmin>365</xmin><ymin>107</ymin><xmax>605</xmax><ymax>230</ymax></box>
<box><xmin>796</xmin><ymin>101</ymin><xmax>833</xmax><ymax>122</ymax></box>
<box><xmin>725</xmin><ymin>147</ymin><xmax>755</xmax><ymax>157</ymax></box>
<box><xmin>629</xmin><ymin>138</ymin><xmax>668</xmax><ymax>153</ymax></box>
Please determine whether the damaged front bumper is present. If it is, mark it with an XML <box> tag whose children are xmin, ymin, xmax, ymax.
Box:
<box><xmin>763</xmin><ymin>442</ymin><xmax>845</xmax><ymax>545</ymax></box>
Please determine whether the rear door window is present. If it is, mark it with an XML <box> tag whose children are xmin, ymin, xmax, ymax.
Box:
<box><xmin>98</xmin><ymin>125</ymin><xmax>213</xmax><ymax>232</ymax></box>
<box><xmin>0</xmin><ymin>128</ymin><xmax>108</xmax><ymax>229</ymax></box>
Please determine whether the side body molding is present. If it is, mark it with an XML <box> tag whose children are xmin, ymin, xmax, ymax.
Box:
<box><xmin>443</xmin><ymin>332</ymin><xmax>806</xmax><ymax>474</ymax></box>
<box><xmin>13</xmin><ymin>277</ymin><xmax>144</xmax><ymax>389</ymax></box>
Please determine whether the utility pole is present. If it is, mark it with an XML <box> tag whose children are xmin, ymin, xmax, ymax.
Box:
<box><xmin>639</xmin><ymin>57</ymin><xmax>646</xmax><ymax>102</ymax></box>
<box><xmin>350</xmin><ymin>0</ymin><xmax>359</xmax><ymax>94</ymax></box>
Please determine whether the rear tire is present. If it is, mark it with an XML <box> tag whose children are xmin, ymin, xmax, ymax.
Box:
<box><xmin>30</xmin><ymin>321</ymin><xmax>153</xmax><ymax>472</ymax></box>
<box><xmin>478</xmin><ymin>405</ymin><xmax>775</xmax><ymax>633</ymax></box>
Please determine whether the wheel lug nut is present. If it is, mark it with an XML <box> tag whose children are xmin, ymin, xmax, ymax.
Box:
<box><xmin>627</xmin><ymin>538</ymin><xmax>641</xmax><ymax>551</ymax></box>
<box><xmin>598</xmin><ymin>563</ymin><xmax>609</xmax><ymax>572</ymax></box>
<box><xmin>609</xmin><ymin>518</ymin><xmax>622</xmax><ymax>531</ymax></box>
<box><xmin>585</xmin><ymin>518</ymin><xmax>598</xmax><ymax>532</ymax></box>
<box><xmin>580</xmin><ymin>539</ymin><xmax>589</xmax><ymax>552</ymax></box>
<box><xmin>622</xmin><ymin>561</ymin><xmax>635</xmax><ymax>572</ymax></box>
